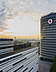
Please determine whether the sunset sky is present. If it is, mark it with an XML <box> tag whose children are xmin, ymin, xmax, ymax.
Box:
<box><xmin>0</xmin><ymin>0</ymin><xmax>56</xmax><ymax>39</ymax></box>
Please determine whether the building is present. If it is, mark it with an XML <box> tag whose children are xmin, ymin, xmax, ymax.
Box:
<box><xmin>40</xmin><ymin>12</ymin><xmax>56</xmax><ymax>60</ymax></box>
<box><xmin>0</xmin><ymin>38</ymin><xmax>13</xmax><ymax>55</ymax></box>
<box><xmin>38</xmin><ymin>13</ymin><xmax>56</xmax><ymax>72</ymax></box>
<box><xmin>0</xmin><ymin>38</ymin><xmax>38</xmax><ymax>72</ymax></box>
<box><xmin>13</xmin><ymin>39</ymin><xmax>39</xmax><ymax>47</ymax></box>
<box><xmin>0</xmin><ymin>47</ymin><xmax>38</xmax><ymax>72</ymax></box>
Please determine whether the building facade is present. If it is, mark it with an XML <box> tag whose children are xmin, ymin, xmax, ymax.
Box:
<box><xmin>40</xmin><ymin>12</ymin><xmax>56</xmax><ymax>60</ymax></box>
<box><xmin>0</xmin><ymin>38</ymin><xmax>13</xmax><ymax>55</ymax></box>
<box><xmin>0</xmin><ymin>47</ymin><xmax>38</xmax><ymax>72</ymax></box>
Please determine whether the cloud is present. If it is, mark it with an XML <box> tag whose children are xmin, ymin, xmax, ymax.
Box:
<box><xmin>0</xmin><ymin>2</ymin><xmax>8</xmax><ymax>32</ymax></box>
<box><xmin>30</xmin><ymin>2</ymin><xmax>35</xmax><ymax>6</ymax></box>
<box><xmin>27</xmin><ymin>5</ymin><xmax>30</xmax><ymax>7</ymax></box>
<box><xmin>3</xmin><ymin>32</ymin><xmax>13</xmax><ymax>34</ymax></box>
<box><xmin>26</xmin><ymin>0</ymin><xmax>29</xmax><ymax>2</ymax></box>
<box><xmin>53</xmin><ymin>0</ymin><xmax>56</xmax><ymax>1</ymax></box>
<box><xmin>9</xmin><ymin>0</ymin><xmax>14</xmax><ymax>4</ymax></box>
<box><xmin>0</xmin><ymin>2</ymin><xmax>18</xmax><ymax>32</ymax></box>
<box><xmin>9</xmin><ymin>0</ymin><xmax>22</xmax><ymax>4</ymax></box>
<box><xmin>19</xmin><ymin>6</ymin><xmax>25</xmax><ymax>10</ymax></box>
<box><xmin>26</xmin><ymin>0</ymin><xmax>33</xmax><ymax>2</ymax></box>
<box><xmin>37</xmin><ymin>0</ymin><xmax>48</xmax><ymax>4</ymax></box>
<box><xmin>19</xmin><ymin>1</ymin><xmax>27</xmax><ymax>5</ymax></box>
<box><xmin>0</xmin><ymin>0</ymin><xmax>48</xmax><ymax>33</ymax></box>
<box><xmin>14</xmin><ymin>0</ymin><xmax>20</xmax><ymax>3</ymax></box>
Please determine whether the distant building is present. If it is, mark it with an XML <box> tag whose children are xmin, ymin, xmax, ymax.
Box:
<box><xmin>13</xmin><ymin>39</ymin><xmax>39</xmax><ymax>47</ymax></box>
<box><xmin>29</xmin><ymin>41</ymin><xmax>37</xmax><ymax>46</ymax></box>
<box><xmin>0</xmin><ymin>38</ymin><xmax>13</xmax><ymax>55</ymax></box>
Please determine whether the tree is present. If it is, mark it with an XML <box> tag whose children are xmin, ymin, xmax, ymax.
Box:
<box><xmin>37</xmin><ymin>42</ymin><xmax>40</xmax><ymax>47</ymax></box>
<box><xmin>37</xmin><ymin>42</ymin><xmax>40</xmax><ymax>55</ymax></box>
<box><xmin>50</xmin><ymin>56</ymin><xmax>56</xmax><ymax>72</ymax></box>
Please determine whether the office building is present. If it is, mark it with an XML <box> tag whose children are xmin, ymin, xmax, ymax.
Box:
<box><xmin>40</xmin><ymin>12</ymin><xmax>56</xmax><ymax>60</ymax></box>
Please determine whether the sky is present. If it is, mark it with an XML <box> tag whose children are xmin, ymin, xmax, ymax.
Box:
<box><xmin>0</xmin><ymin>0</ymin><xmax>56</xmax><ymax>39</ymax></box>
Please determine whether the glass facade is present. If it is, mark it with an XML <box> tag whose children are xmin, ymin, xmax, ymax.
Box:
<box><xmin>40</xmin><ymin>13</ymin><xmax>56</xmax><ymax>60</ymax></box>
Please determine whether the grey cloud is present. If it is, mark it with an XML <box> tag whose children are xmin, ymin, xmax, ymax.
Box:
<box><xmin>0</xmin><ymin>0</ymin><xmax>49</xmax><ymax>33</ymax></box>
<box><xmin>0</xmin><ymin>2</ymin><xmax>16</xmax><ymax>32</ymax></box>
<box><xmin>0</xmin><ymin>2</ymin><xmax>8</xmax><ymax>32</ymax></box>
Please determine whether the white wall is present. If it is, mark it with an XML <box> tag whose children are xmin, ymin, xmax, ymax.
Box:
<box><xmin>0</xmin><ymin>47</ymin><xmax>38</xmax><ymax>72</ymax></box>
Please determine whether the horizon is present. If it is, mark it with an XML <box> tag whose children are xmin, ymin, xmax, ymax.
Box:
<box><xmin>0</xmin><ymin>34</ymin><xmax>39</xmax><ymax>39</ymax></box>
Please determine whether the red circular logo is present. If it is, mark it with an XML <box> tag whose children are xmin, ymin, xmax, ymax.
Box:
<box><xmin>48</xmin><ymin>19</ymin><xmax>52</xmax><ymax>24</ymax></box>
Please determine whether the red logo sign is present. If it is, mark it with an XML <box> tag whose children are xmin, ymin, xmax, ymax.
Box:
<box><xmin>48</xmin><ymin>19</ymin><xmax>52</xmax><ymax>24</ymax></box>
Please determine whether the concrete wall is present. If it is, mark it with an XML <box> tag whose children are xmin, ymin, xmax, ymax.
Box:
<box><xmin>39</xmin><ymin>58</ymin><xmax>53</xmax><ymax>72</ymax></box>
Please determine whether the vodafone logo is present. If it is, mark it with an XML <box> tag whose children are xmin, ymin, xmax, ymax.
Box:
<box><xmin>48</xmin><ymin>19</ymin><xmax>52</xmax><ymax>24</ymax></box>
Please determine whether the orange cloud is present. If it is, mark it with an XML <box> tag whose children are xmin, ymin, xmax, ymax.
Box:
<box><xmin>0</xmin><ymin>34</ymin><xmax>39</xmax><ymax>39</ymax></box>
